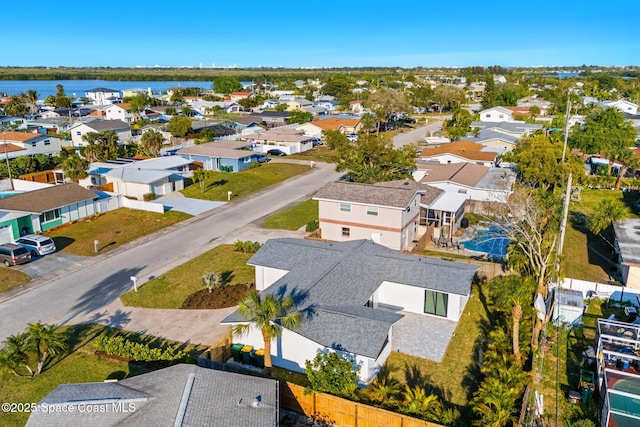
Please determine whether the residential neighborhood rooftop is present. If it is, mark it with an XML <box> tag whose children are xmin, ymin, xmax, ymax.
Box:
<box><xmin>613</xmin><ymin>219</ymin><xmax>640</xmax><ymax>266</ymax></box>
<box><xmin>314</xmin><ymin>179</ymin><xmax>424</xmax><ymax>208</ymax></box>
<box><xmin>0</xmin><ymin>183</ymin><xmax>97</xmax><ymax>213</ymax></box>
<box><xmin>417</xmin><ymin>162</ymin><xmax>490</xmax><ymax>188</ymax></box>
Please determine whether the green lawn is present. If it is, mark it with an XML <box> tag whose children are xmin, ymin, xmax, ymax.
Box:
<box><xmin>181</xmin><ymin>163</ymin><xmax>311</xmax><ymax>201</ymax></box>
<box><xmin>371</xmin><ymin>282</ymin><xmax>490</xmax><ymax>415</ymax></box>
<box><xmin>120</xmin><ymin>244</ymin><xmax>255</xmax><ymax>309</ymax></box>
<box><xmin>44</xmin><ymin>208</ymin><xmax>191</xmax><ymax>257</ymax></box>
<box><xmin>0</xmin><ymin>267</ymin><xmax>31</xmax><ymax>293</ymax></box>
<box><xmin>562</xmin><ymin>188</ymin><xmax>640</xmax><ymax>282</ymax></box>
<box><xmin>262</xmin><ymin>199</ymin><xmax>318</xmax><ymax>230</ymax></box>
<box><xmin>287</xmin><ymin>146</ymin><xmax>340</xmax><ymax>163</ymax></box>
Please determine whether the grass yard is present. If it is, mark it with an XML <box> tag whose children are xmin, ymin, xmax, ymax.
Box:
<box><xmin>370</xmin><ymin>282</ymin><xmax>490</xmax><ymax>419</ymax></box>
<box><xmin>262</xmin><ymin>199</ymin><xmax>318</xmax><ymax>230</ymax></box>
<box><xmin>562</xmin><ymin>188</ymin><xmax>640</xmax><ymax>282</ymax></box>
<box><xmin>0</xmin><ymin>267</ymin><xmax>31</xmax><ymax>293</ymax></box>
<box><xmin>44</xmin><ymin>208</ymin><xmax>191</xmax><ymax>257</ymax></box>
<box><xmin>0</xmin><ymin>324</ymin><xmax>149</xmax><ymax>426</ymax></box>
<box><xmin>121</xmin><ymin>244</ymin><xmax>255</xmax><ymax>309</ymax></box>
<box><xmin>286</xmin><ymin>146</ymin><xmax>340</xmax><ymax>163</ymax></box>
<box><xmin>181</xmin><ymin>163</ymin><xmax>311</xmax><ymax>201</ymax></box>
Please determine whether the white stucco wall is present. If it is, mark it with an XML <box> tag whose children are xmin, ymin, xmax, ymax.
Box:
<box><xmin>622</xmin><ymin>264</ymin><xmax>640</xmax><ymax>290</ymax></box>
<box><xmin>376</xmin><ymin>281</ymin><xmax>466</xmax><ymax>322</ymax></box>
<box><xmin>254</xmin><ymin>265</ymin><xmax>289</xmax><ymax>291</ymax></box>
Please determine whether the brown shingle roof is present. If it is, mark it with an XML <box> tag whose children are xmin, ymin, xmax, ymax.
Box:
<box><xmin>1</xmin><ymin>131</ymin><xmax>41</xmax><ymax>142</ymax></box>
<box><xmin>309</xmin><ymin>118</ymin><xmax>361</xmax><ymax>131</ymax></box>
<box><xmin>0</xmin><ymin>183</ymin><xmax>96</xmax><ymax>213</ymax></box>
<box><xmin>314</xmin><ymin>180</ymin><xmax>421</xmax><ymax>208</ymax></box>
<box><xmin>177</xmin><ymin>141</ymin><xmax>256</xmax><ymax>159</ymax></box>
<box><xmin>419</xmin><ymin>140</ymin><xmax>497</xmax><ymax>162</ymax></box>
<box><xmin>418</xmin><ymin>163</ymin><xmax>489</xmax><ymax>187</ymax></box>
<box><xmin>1</xmin><ymin>142</ymin><xmax>26</xmax><ymax>153</ymax></box>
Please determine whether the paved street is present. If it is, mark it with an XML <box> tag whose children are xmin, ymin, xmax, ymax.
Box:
<box><xmin>0</xmin><ymin>162</ymin><xmax>340</xmax><ymax>344</ymax></box>
<box><xmin>392</xmin><ymin>119</ymin><xmax>443</xmax><ymax>148</ymax></box>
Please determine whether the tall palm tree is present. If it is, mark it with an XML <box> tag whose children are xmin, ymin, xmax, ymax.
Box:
<box><xmin>27</xmin><ymin>322</ymin><xmax>68</xmax><ymax>375</ymax></box>
<box><xmin>23</xmin><ymin>89</ymin><xmax>40</xmax><ymax>117</ymax></box>
<box><xmin>140</xmin><ymin>129</ymin><xmax>164</xmax><ymax>156</ymax></box>
<box><xmin>588</xmin><ymin>198</ymin><xmax>628</xmax><ymax>248</ymax></box>
<box><xmin>62</xmin><ymin>153</ymin><xmax>89</xmax><ymax>183</ymax></box>
<box><xmin>99</xmin><ymin>130</ymin><xmax>119</xmax><ymax>160</ymax></box>
<box><xmin>232</xmin><ymin>291</ymin><xmax>303</xmax><ymax>376</ymax></box>
<box><xmin>490</xmin><ymin>275</ymin><xmax>536</xmax><ymax>365</ymax></box>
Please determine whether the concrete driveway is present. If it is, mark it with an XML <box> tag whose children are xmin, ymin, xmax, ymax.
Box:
<box><xmin>153</xmin><ymin>195</ymin><xmax>226</xmax><ymax>216</ymax></box>
<box><xmin>14</xmin><ymin>252</ymin><xmax>89</xmax><ymax>281</ymax></box>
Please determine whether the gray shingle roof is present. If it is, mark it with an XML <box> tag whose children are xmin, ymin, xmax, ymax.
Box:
<box><xmin>0</xmin><ymin>183</ymin><xmax>97</xmax><ymax>213</ymax></box>
<box><xmin>224</xmin><ymin>239</ymin><xmax>477</xmax><ymax>359</ymax></box>
<box><xmin>27</xmin><ymin>364</ymin><xmax>278</xmax><ymax>427</ymax></box>
<box><xmin>313</xmin><ymin>180</ymin><xmax>420</xmax><ymax>208</ymax></box>
<box><xmin>613</xmin><ymin>219</ymin><xmax>640</xmax><ymax>266</ymax></box>
<box><xmin>84</xmin><ymin>119</ymin><xmax>130</xmax><ymax>132</ymax></box>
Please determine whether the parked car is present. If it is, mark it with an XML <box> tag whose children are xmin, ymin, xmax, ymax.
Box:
<box><xmin>403</xmin><ymin>117</ymin><xmax>417</xmax><ymax>124</ymax></box>
<box><xmin>346</xmin><ymin>134</ymin><xmax>359</xmax><ymax>142</ymax></box>
<box><xmin>267</xmin><ymin>149</ymin><xmax>287</xmax><ymax>156</ymax></box>
<box><xmin>311</xmin><ymin>138</ymin><xmax>323</xmax><ymax>147</ymax></box>
<box><xmin>15</xmin><ymin>234</ymin><xmax>57</xmax><ymax>256</ymax></box>
<box><xmin>0</xmin><ymin>243</ymin><xmax>31</xmax><ymax>267</ymax></box>
<box><xmin>255</xmin><ymin>153</ymin><xmax>270</xmax><ymax>163</ymax></box>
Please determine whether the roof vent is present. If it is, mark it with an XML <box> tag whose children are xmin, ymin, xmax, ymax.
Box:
<box><xmin>252</xmin><ymin>396</ymin><xmax>262</xmax><ymax>408</ymax></box>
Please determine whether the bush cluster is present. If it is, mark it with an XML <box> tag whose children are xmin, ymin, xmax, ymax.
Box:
<box><xmin>306</xmin><ymin>220</ymin><xmax>319</xmax><ymax>232</ymax></box>
<box><xmin>233</xmin><ymin>240</ymin><xmax>262</xmax><ymax>253</ymax></box>
<box><xmin>94</xmin><ymin>334</ymin><xmax>188</xmax><ymax>362</ymax></box>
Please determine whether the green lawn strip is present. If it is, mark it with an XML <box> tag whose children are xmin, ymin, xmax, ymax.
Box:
<box><xmin>562</xmin><ymin>188</ymin><xmax>640</xmax><ymax>282</ymax></box>
<box><xmin>44</xmin><ymin>208</ymin><xmax>191</xmax><ymax>257</ymax></box>
<box><xmin>286</xmin><ymin>146</ymin><xmax>340</xmax><ymax>163</ymax></box>
<box><xmin>0</xmin><ymin>267</ymin><xmax>31</xmax><ymax>293</ymax></box>
<box><xmin>121</xmin><ymin>244</ymin><xmax>254</xmax><ymax>309</ymax></box>
<box><xmin>181</xmin><ymin>163</ymin><xmax>310</xmax><ymax>201</ymax></box>
<box><xmin>262</xmin><ymin>199</ymin><xmax>318</xmax><ymax>230</ymax></box>
<box><xmin>0</xmin><ymin>323</ymin><xmax>205</xmax><ymax>426</ymax></box>
<box><xmin>375</xmin><ymin>282</ymin><xmax>489</xmax><ymax>411</ymax></box>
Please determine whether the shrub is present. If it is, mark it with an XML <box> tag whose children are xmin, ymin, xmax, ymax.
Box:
<box><xmin>94</xmin><ymin>334</ymin><xmax>188</xmax><ymax>363</ymax></box>
<box><xmin>142</xmin><ymin>192</ymin><xmax>156</xmax><ymax>201</ymax></box>
<box><xmin>306</xmin><ymin>220</ymin><xmax>319</xmax><ymax>232</ymax></box>
<box><xmin>233</xmin><ymin>240</ymin><xmax>262</xmax><ymax>253</ymax></box>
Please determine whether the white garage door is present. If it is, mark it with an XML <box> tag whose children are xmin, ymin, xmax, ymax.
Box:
<box><xmin>0</xmin><ymin>226</ymin><xmax>13</xmax><ymax>244</ymax></box>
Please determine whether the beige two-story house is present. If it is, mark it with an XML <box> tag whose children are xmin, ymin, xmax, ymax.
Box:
<box><xmin>313</xmin><ymin>179</ymin><xmax>425</xmax><ymax>251</ymax></box>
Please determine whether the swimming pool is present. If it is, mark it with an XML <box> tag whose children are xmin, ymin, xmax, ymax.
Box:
<box><xmin>0</xmin><ymin>191</ymin><xmax>23</xmax><ymax>199</ymax></box>
<box><xmin>460</xmin><ymin>225</ymin><xmax>510</xmax><ymax>260</ymax></box>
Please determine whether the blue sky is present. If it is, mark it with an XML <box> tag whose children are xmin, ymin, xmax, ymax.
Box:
<box><xmin>3</xmin><ymin>1</ymin><xmax>638</xmax><ymax>68</ymax></box>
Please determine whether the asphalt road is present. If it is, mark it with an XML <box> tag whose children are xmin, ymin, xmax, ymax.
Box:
<box><xmin>0</xmin><ymin>162</ymin><xmax>340</xmax><ymax>342</ymax></box>
<box><xmin>392</xmin><ymin>119</ymin><xmax>444</xmax><ymax>148</ymax></box>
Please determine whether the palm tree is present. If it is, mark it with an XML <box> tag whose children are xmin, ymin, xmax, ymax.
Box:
<box><xmin>232</xmin><ymin>291</ymin><xmax>303</xmax><ymax>376</ymax></box>
<box><xmin>471</xmin><ymin>377</ymin><xmax>519</xmax><ymax>427</ymax></box>
<box><xmin>99</xmin><ymin>130</ymin><xmax>119</xmax><ymax>160</ymax></box>
<box><xmin>202</xmin><ymin>272</ymin><xmax>222</xmax><ymax>293</ymax></box>
<box><xmin>27</xmin><ymin>322</ymin><xmax>68</xmax><ymax>375</ymax></box>
<box><xmin>140</xmin><ymin>129</ymin><xmax>164</xmax><ymax>156</ymax></box>
<box><xmin>0</xmin><ymin>332</ymin><xmax>33</xmax><ymax>376</ymax></box>
<box><xmin>401</xmin><ymin>385</ymin><xmax>439</xmax><ymax>416</ymax></box>
<box><xmin>23</xmin><ymin>89</ymin><xmax>40</xmax><ymax>117</ymax></box>
<box><xmin>192</xmin><ymin>168</ymin><xmax>207</xmax><ymax>193</ymax></box>
<box><xmin>369</xmin><ymin>376</ymin><xmax>400</xmax><ymax>406</ymax></box>
<box><xmin>588</xmin><ymin>199</ymin><xmax>628</xmax><ymax>248</ymax></box>
<box><xmin>490</xmin><ymin>275</ymin><xmax>535</xmax><ymax>365</ymax></box>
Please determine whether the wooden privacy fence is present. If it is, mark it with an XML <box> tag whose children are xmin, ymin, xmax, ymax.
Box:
<box><xmin>280</xmin><ymin>382</ymin><xmax>444</xmax><ymax>427</ymax></box>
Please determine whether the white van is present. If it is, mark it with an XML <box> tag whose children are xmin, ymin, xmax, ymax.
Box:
<box><xmin>15</xmin><ymin>234</ymin><xmax>57</xmax><ymax>256</ymax></box>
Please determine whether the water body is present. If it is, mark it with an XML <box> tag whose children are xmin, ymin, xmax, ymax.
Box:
<box><xmin>0</xmin><ymin>80</ymin><xmax>215</xmax><ymax>98</ymax></box>
<box><xmin>460</xmin><ymin>225</ymin><xmax>510</xmax><ymax>260</ymax></box>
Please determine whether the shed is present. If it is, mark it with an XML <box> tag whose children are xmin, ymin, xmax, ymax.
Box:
<box><xmin>553</xmin><ymin>288</ymin><xmax>585</xmax><ymax>326</ymax></box>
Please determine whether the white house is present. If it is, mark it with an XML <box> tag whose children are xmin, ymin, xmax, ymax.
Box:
<box><xmin>597</xmin><ymin>99</ymin><xmax>639</xmax><ymax>116</ymax></box>
<box><xmin>0</xmin><ymin>131</ymin><xmax>62</xmax><ymax>159</ymax></box>
<box><xmin>246</xmin><ymin>128</ymin><xmax>315</xmax><ymax>155</ymax></box>
<box><xmin>104</xmin><ymin>103</ymin><xmax>134</xmax><ymax>123</ymax></box>
<box><xmin>85</xmin><ymin>87</ymin><xmax>121</xmax><ymax>105</ymax></box>
<box><xmin>222</xmin><ymin>238</ymin><xmax>478</xmax><ymax>384</ymax></box>
<box><xmin>478</xmin><ymin>106</ymin><xmax>514</xmax><ymax>123</ymax></box>
<box><xmin>613</xmin><ymin>219</ymin><xmax>640</xmax><ymax>290</ymax></box>
<box><xmin>69</xmin><ymin>119</ymin><xmax>131</xmax><ymax>148</ymax></box>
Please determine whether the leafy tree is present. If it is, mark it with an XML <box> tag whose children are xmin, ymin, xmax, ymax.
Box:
<box><xmin>506</xmin><ymin>133</ymin><xmax>585</xmax><ymax>190</ymax></box>
<box><xmin>286</xmin><ymin>110</ymin><xmax>313</xmax><ymax>124</ymax></box>
<box><xmin>360</xmin><ymin>113</ymin><xmax>376</xmax><ymax>134</ymax></box>
<box><xmin>569</xmin><ymin>107</ymin><xmax>636</xmax><ymax>154</ymax></box>
<box><xmin>322</xmin><ymin>75</ymin><xmax>353</xmax><ymax>98</ymax></box>
<box><xmin>323</xmin><ymin>130</ymin><xmax>349</xmax><ymax>150</ymax></box>
<box><xmin>232</xmin><ymin>291</ymin><xmax>303</xmax><ymax>376</ymax></box>
<box><xmin>62</xmin><ymin>152</ymin><xmax>88</xmax><ymax>182</ymax></box>
<box><xmin>167</xmin><ymin>116</ymin><xmax>192</xmax><ymax>138</ymax></box>
<box><xmin>3</xmin><ymin>95</ymin><xmax>29</xmax><ymax>117</ymax></box>
<box><xmin>165</xmin><ymin>107</ymin><xmax>177</xmax><ymax>116</ymax></box>
<box><xmin>490</xmin><ymin>275</ymin><xmax>536</xmax><ymax>364</ymax></box>
<box><xmin>27</xmin><ymin>322</ymin><xmax>68</xmax><ymax>375</ymax></box>
<box><xmin>407</xmin><ymin>85</ymin><xmax>434</xmax><ymax>110</ymax></box>
<box><xmin>432</xmin><ymin>85</ymin><xmax>466</xmax><ymax>112</ymax></box>
<box><xmin>181</xmin><ymin>105</ymin><xmax>194</xmax><ymax>117</ymax></box>
<box><xmin>305</xmin><ymin>351</ymin><xmax>360</xmax><ymax>398</ymax></box>
<box><xmin>201</xmin><ymin>272</ymin><xmax>223</xmax><ymax>293</ymax></box>
<box><xmin>442</xmin><ymin>106</ymin><xmax>475</xmax><ymax>140</ymax></box>
<box><xmin>213</xmin><ymin>76</ymin><xmax>242</xmax><ymax>94</ymax></box>
<box><xmin>529</xmin><ymin>105</ymin><xmax>541</xmax><ymax>117</ymax></box>
<box><xmin>274</xmin><ymin>103</ymin><xmax>288</xmax><ymax>112</ymax></box>
<box><xmin>365</xmin><ymin>88</ymin><xmax>409</xmax><ymax>132</ymax></box>
<box><xmin>238</xmin><ymin>97</ymin><xmax>258</xmax><ymax>109</ymax></box>
<box><xmin>128</xmin><ymin>93</ymin><xmax>148</xmax><ymax>120</ymax></box>
<box><xmin>140</xmin><ymin>129</ymin><xmax>164</xmax><ymax>156</ymax></box>
<box><xmin>334</xmin><ymin>134</ymin><xmax>416</xmax><ymax>184</ymax></box>
<box><xmin>54</xmin><ymin>84</ymin><xmax>72</xmax><ymax>108</ymax></box>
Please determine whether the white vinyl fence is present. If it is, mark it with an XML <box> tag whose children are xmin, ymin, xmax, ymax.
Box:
<box><xmin>556</xmin><ymin>278</ymin><xmax>640</xmax><ymax>305</ymax></box>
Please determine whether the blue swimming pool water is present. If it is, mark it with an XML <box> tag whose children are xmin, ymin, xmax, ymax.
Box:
<box><xmin>460</xmin><ymin>226</ymin><xmax>510</xmax><ymax>259</ymax></box>
<box><xmin>0</xmin><ymin>191</ymin><xmax>23</xmax><ymax>199</ymax></box>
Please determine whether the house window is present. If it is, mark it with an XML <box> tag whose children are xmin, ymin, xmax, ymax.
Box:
<box><xmin>424</xmin><ymin>290</ymin><xmax>448</xmax><ymax>317</ymax></box>
<box><xmin>244</xmin><ymin>157</ymin><xmax>251</xmax><ymax>163</ymax></box>
<box><xmin>39</xmin><ymin>208</ymin><xmax>61</xmax><ymax>224</ymax></box>
<box><xmin>342</xmin><ymin>227</ymin><xmax>350</xmax><ymax>237</ymax></box>
<box><xmin>485</xmin><ymin>114</ymin><xmax>490</xmax><ymax>118</ymax></box>
<box><xmin>340</xmin><ymin>203</ymin><xmax>351</xmax><ymax>212</ymax></box>
<box><xmin>499</xmin><ymin>114</ymin><xmax>504</xmax><ymax>118</ymax></box>
<box><xmin>44</xmin><ymin>140</ymin><xmax>51</xmax><ymax>146</ymax></box>
<box><xmin>366</xmin><ymin>206</ymin><xmax>378</xmax><ymax>216</ymax></box>
<box><xmin>76</xmin><ymin>131</ymin><xmax>81</xmax><ymax>136</ymax></box>
<box><xmin>31</xmin><ymin>142</ymin><xmax>37</xmax><ymax>147</ymax></box>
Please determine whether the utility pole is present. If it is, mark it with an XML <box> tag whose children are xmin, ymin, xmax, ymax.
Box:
<box><xmin>561</xmin><ymin>92</ymin><xmax>571</xmax><ymax>164</ymax></box>
<box><xmin>554</xmin><ymin>173</ymin><xmax>572</xmax><ymax>285</ymax></box>
<box><xmin>2</xmin><ymin>128</ymin><xmax>14</xmax><ymax>191</ymax></box>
